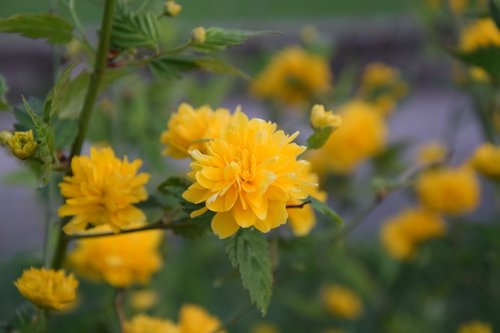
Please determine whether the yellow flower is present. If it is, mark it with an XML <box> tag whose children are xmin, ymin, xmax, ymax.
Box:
<box><xmin>69</xmin><ymin>227</ymin><xmax>163</xmax><ymax>287</ymax></box>
<box><xmin>322</xmin><ymin>285</ymin><xmax>363</xmax><ymax>320</ymax></box>
<box><xmin>182</xmin><ymin>110</ymin><xmax>316</xmax><ymax>239</ymax></box>
<box><xmin>250</xmin><ymin>322</ymin><xmax>280</xmax><ymax>333</ymax></box>
<box><xmin>251</xmin><ymin>47</ymin><xmax>331</xmax><ymax>105</ymax></box>
<box><xmin>460</xmin><ymin>19</ymin><xmax>500</xmax><ymax>52</ymax></box>
<box><xmin>164</xmin><ymin>1</ymin><xmax>182</xmax><ymax>17</ymax></box>
<box><xmin>417</xmin><ymin>141</ymin><xmax>448</xmax><ymax>165</ymax></box>
<box><xmin>310</xmin><ymin>104</ymin><xmax>342</xmax><ymax>130</ymax></box>
<box><xmin>130</xmin><ymin>289</ymin><xmax>159</xmax><ymax>311</ymax></box>
<box><xmin>7</xmin><ymin>130</ymin><xmax>37</xmax><ymax>160</ymax></box>
<box><xmin>458</xmin><ymin>321</ymin><xmax>492</xmax><ymax>333</ymax></box>
<box><xmin>317</xmin><ymin>100</ymin><xmax>387</xmax><ymax>174</ymax></box>
<box><xmin>161</xmin><ymin>103</ymin><xmax>233</xmax><ymax>158</ymax></box>
<box><xmin>191</xmin><ymin>27</ymin><xmax>206</xmax><ymax>45</ymax></box>
<box><xmin>178</xmin><ymin>304</ymin><xmax>224</xmax><ymax>333</ymax></box>
<box><xmin>449</xmin><ymin>0</ymin><xmax>468</xmax><ymax>15</ymax></box>
<box><xmin>380</xmin><ymin>208</ymin><xmax>446</xmax><ymax>260</ymax></box>
<box><xmin>58</xmin><ymin>147</ymin><xmax>150</xmax><ymax>234</ymax></box>
<box><xmin>471</xmin><ymin>143</ymin><xmax>500</xmax><ymax>178</ymax></box>
<box><xmin>416</xmin><ymin>167</ymin><xmax>480</xmax><ymax>215</ymax></box>
<box><xmin>125</xmin><ymin>315</ymin><xmax>179</xmax><ymax>333</ymax></box>
<box><xmin>469</xmin><ymin>66</ymin><xmax>490</xmax><ymax>82</ymax></box>
<box><xmin>15</xmin><ymin>267</ymin><xmax>78</xmax><ymax>311</ymax></box>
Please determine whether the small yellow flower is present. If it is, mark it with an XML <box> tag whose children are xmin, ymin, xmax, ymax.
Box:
<box><xmin>460</xmin><ymin>18</ymin><xmax>500</xmax><ymax>52</ymax></box>
<box><xmin>130</xmin><ymin>289</ymin><xmax>159</xmax><ymax>311</ymax></box>
<box><xmin>15</xmin><ymin>267</ymin><xmax>78</xmax><ymax>311</ymax></box>
<box><xmin>458</xmin><ymin>321</ymin><xmax>492</xmax><ymax>333</ymax></box>
<box><xmin>251</xmin><ymin>47</ymin><xmax>331</xmax><ymax>105</ymax></box>
<box><xmin>322</xmin><ymin>285</ymin><xmax>363</xmax><ymax>320</ymax></box>
<box><xmin>191</xmin><ymin>27</ymin><xmax>206</xmax><ymax>45</ymax></box>
<box><xmin>161</xmin><ymin>103</ymin><xmax>233</xmax><ymax>158</ymax></box>
<box><xmin>250</xmin><ymin>322</ymin><xmax>281</xmax><ymax>333</ymax></box>
<box><xmin>182</xmin><ymin>110</ymin><xmax>316</xmax><ymax>239</ymax></box>
<box><xmin>317</xmin><ymin>100</ymin><xmax>387</xmax><ymax>174</ymax></box>
<box><xmin>58</xmin><ymin>147</ymin><xmax>150</xmax><ymax>234</ymax></box>
<box><xmin>69</xmin><ymin>227</ymin><xmax>163</xmax><ymax>287</ymax></box>
<box><xmin>471</xmin><ymin>143</ymin><xmax>500</xmax><ymax>178</ymax></box>
<box><xmin>380</xmin><ymin>208</ymin><xmax>446</xmax><ymax>260</ymax></box>
<box><xmin>164</xmin><ymin>1</ymin><xmax>182</xmax><ymax>17</ymax></box>
<box><xmin>0</xmin><ymin>130</ymin><xmax>12</xmax><ymax>145</ymax></box>
<box><xmin>417</xmin><ymin>141</ymin><xmax>448</xmax><ymax>165</ymax></box>
<box><xmin>7</xmin><ymin>130</ymin><xmax>37</xmax><ymax>160</ymax></box>
<box><xmin>124</xmin><ymin>315</ymin><xmax>179</xmax><ymax>333</ymax></box>
<box><xmin>310</xmin><ymin>104</ymin><xmax>342</xmax><ymax>130</ymax></box>
<box><xmin>178</xmin><ymin>304</ymin><xmax>225</xmax><ymax>333</ymax></box>
<box><xmin>416</xmin><ymin>167</ymin><xmax>480</xmax><ymax>215</ymax></box>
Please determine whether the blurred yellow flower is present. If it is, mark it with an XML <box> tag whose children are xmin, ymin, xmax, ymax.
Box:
<box><xmin>251</xmin><ymin>47</ymin><xmax>331</xmax><ymax>105</ymax></box>
<box><xmin>191</xmin><ymin>27</ymin><xmax>206</xmax><ymax>44</ymax></box>
<box><xmin>69</xmin><ymin>227</ymin><xmax>163</xmax><ymax>287</ymax></box>
<box><xmin>125</xmin><ymin>315</ymin><xmax>178</xmax><ymax>333</ymax></box>
<box><xmin>130</xmin><ymin>289</ymin><xmax>159</xmax><ymax>311</ymax></box>
<box><xmin>58</xmin><ymin>147</ymin><xmax>150</xmax><ymax>234</ymax></box>
<box><xmin>161</xmin><ymin>103</ymin><xmax>233</xmax><ymax>158</ymax></box>
<box><xmin>15</xmin><ymin>267</ymin><xmax>78</xmax><ymax>311</ymax></box>
<box><xmin>182</xmin><ymin>110</ymin><xmax>316</xmax><ymax>239</ymax></box>
<box><xmin>460</xmin><ymin>19</ymin><xmax>500</xmax><ymax>52</ymax></box>
<box><xmin>250</xmin><ymin>322</ymin><xmax>280</xmax><ymax>333</ymax></box>
<box><xmin>322</xmin><ymin>284</ymin><xmax>363</xmax><ymax>320</ymax></box>
<box><xmin>310</xmin><ymin>104</ymin><xmax>342</xmax><ymax>130</ymax></box>
<box><xmin>7</xmin><ymin>129</ymin><xmax>37</xmax><ymax>160</ymax></box>
<box><xmin>315</xmin><ymin>100</ymin><xmax>387</xmax><ymax>174</ymax></box>
<box><xmin>416</xmin><ymin>167</ymin><xmax>480</xmax><ymax>215</ymax></box>
<box><xmin>458</xmin><ymin>321</ymin><xmax>492</xmax><ymax>333</ymax></box>
<box><xmin>164</xmin><ymin>1</ymin><xmax>182</xmax><ymax>17</ymax></box>
<box><xmin>417</xmin><ymin>141</ymin><xmax>447</xmax><ymax>165</ymax></box>
<box><xmin>469</xmin><ymin>66</ymin><xmax>490</xmax><ymax>82</ymax></box>
<box><xmin>178</xmin><ymin>304</ymin><xmax>224</xmax><ymax>333</ymax></box>
<box><xmin>471</xmin><ymin>143</ymin><xmax>500</xmax><ymax>178</ymax></box>
<box><xmin>380</xmin><ymin>208</ymin><xmax>446</xmax><ymax>260</ymax></box>
<box><xmin>449</xmin><ymin>0</ymin><xmax>467</xmax><ymax>15</ymax></box>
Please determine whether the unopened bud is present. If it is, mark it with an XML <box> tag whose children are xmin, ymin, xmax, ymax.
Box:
<box><xmin>0</xmin><ymin>130</ymin><xmax>13</xmax><ymax>146</ymax></box>
<box><xmin>164</xmin><ymin>1</ymin><xmax>182</xmax><ymax>17</ymax></box>
<box><xmin>310</xmin><ymin>104</ymin><xmax>342</xmax><ymax>130</ymax></box>
<box><xmin>7</xmin><ymin>130</ymin><xmax>37</xmax><ymax>160</ymax></box>
<box><xmin>191</xmin><ymin>27</ymin><xmax>206</xmax><ymax>45</ymax></box>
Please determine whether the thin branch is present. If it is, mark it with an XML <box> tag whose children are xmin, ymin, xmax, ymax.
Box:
<box><xmin>285</xmin><ymin>200</ymin><xmax>311</xmax><ymax>209</ymax></box>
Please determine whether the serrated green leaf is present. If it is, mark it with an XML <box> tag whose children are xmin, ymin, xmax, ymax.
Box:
<box><xmin>111</xmin><ymin>4</ymin><xmax>159</xmax><ymax>50</ymax></box>
<box><xmin>192</xmin><ymin>28</ymin><xmax>271</xmax><ymax>53</ymax></box>
<box><xmin>53</xmin><ymin>118</ymin><xmax>78</xmax><ymax>149</ymax></box>
<box><xmin>157</xmin><ymin>176</ymin><xmax>191</xmax><ymax>196</ymax></box>
<box><xmin>490</xmin><ymin>0</ymin><xmax>500</xmax><ymax>30</ymax></box>
<box><xmin>306</xmin><ymin>126</ymin><xmax>333</xmax><ymax>150</ymax></box>
<box><xmin>454</xmin><ymin>47</ymin><xmax>500</xmax><ymax>78</ymax></box>
<box><xmin>171</xmin><ymin>211</ymin><xmax>214</xmax><ymax>240</ymax></box>
<box><xmin>149</xmin><ymin>56</ymin><xmax>200</xmax><ymax>79</ymax></box>
<box><xmin>0</xmin><ymin>74</ymin><xmax>9</xmax><ymax>111</ymax></box>
<box><xmin>196</xmin><ymin>58</ymin><xmax>250</xmax><ymax>80</ymax></box>
<box><xmin>0</xmin><ymin>14</ymin><xmax>73</xmax><ymax>44</ymax></box>
<box><xmin>44</xmin><ymin>62</ymin><xmax>79</xmax><ymax>122</ymax></box>
<box><xmin>225</xmin><ymin>229</ymin><xmax>273</xmax><ymax>315</ymax></box>
<box><xmin>309</xmin><ymin>196</ymin><xmax>344</xmax><ymax>226</ymax></box>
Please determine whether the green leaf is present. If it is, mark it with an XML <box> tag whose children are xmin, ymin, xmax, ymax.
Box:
<box><xmin>170</xmin><ymin>211</ymin><xmax>214</xmax><ymax>240</ymax></box>
<box><xmin>192</xmin><ymin>28</ymin><xmax>272</xmax><ymax>53</ymax></box>
<box><xmin>44</xmin><ymin>62</ymin><xmax>79</xmax><ymax>122</ymax></box>
<box><xmin>111</xmin><ymin>4</ymin><xmax>159</xmax><ymax>50</ymax></box>
<box><xmin>53</xmin><ymin>118</ymin><xmax>78</xmax><ymax>150</ymax></box>
<box><xmin>225</xmin><ymin>229</ymin><xmax>273</xmax><ymax>315</ymax></box>
<box><xmin>306</xmin><ymin>126</ymin><xmax>333</xmax><ymax>150</ymax></box>
<box><xmin>0</xmin><ymin>13</ymin><xmax>73</xmax><ymax>44</ymax></box>
<box><xmin>309</xmin><ymin>196</ymin><xmax>344</xmax><ymax>226</ymax></box>
<box><xmin>157</xmin><ymin>176</ymin><xmax>192</xmax><ymax>197</ymax></box>
<box><xmin>0</xmin><ymin>74</ymin><xmax>9</xmax><ymax>111</ymax></box>
<box><xmin>454</xmin><ymin>47</ymin><xmax>500</xmax><ymax>78</ymax></box>
<box><xmin>149</xmin><ymin>56</ymin><xmax>200</xmax><ymax>80</ymax></box>
<box><xmin>196</xmin><ymin>58</ymin><xmax>250</xmax><ymax>80</ymax></box>
<box><xmin>490</xmin><ymin>0</ymin><xmax>500</xmax><ymax>30</ymax></box>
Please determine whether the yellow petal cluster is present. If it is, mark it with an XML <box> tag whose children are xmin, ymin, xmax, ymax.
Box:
<box><xmin>7</xmin><ymin>129</ymin><xmax>37</xmax><ymax>160</ymax></box>
<box><xmin>69</xmin><ymin>228</ymin><xmax>163</xmax><ymax>287</ymax></box>
<box><xmin>130</xmin><ymin>289</ymin><xmax>159</xmax><ymax>311</ymax></box>
<box><xmin>416</xmin><ymin>167</ymin><xmax>480</xmax><ymax>215</ymax></box>
<box><xmin>14</xmin><ymin>267</ymin><xmax>78</xmax><ymax>311</ymax></box>
<box><xmin>161</xmin><ymin>103</ymin><xmax>233</xmax><ymax>158</ymax></box>
<box><xmin>417</xmin><ymin>141</ymin><xmax>448</xmax><ymax>165</ymax></box>
<box><xmin>322</xmin><ymin>284</ymin><xmax>363</xmax><ymax>320</ymax></box>
<box><xmin>460</xmin><ymin>19</ymin><xmax>500</xmax><ymax>52</ymax></box>
<box><xmin>310</xmin><ymin>104</ymin><xmax>342</xmax><ymax>130</ymax></box>
<box><xmin>251</xmin><ymin>47</ymin><xmax>331</xmax><ymax>105</ymax></box>
<box><xmin>458</xmin><ymin>321</ymin><xmax>492</xmax><ymax>333</ymax></box>
<box><xmin>380</xmin><ymin>208</ymin><xmax>446</xmax><ymax>260</ymax></box>
<box><xmin>313</xmin><ymin>100</ymin><xmax>387</xmax><ymax>174</ymax></box>
<box><xmin>125</xmin><ymin>315</ymin><xmax>179</xmax><ymax>333</ymax></box>
<box><xmin>182</xmin><ymin>110</ymin><xmax>316</xmax><ymax>239</ymax></box>
<box><xmin>58</xmin><ymin>147</ymin><xmax>150</xmax><ymax>234</ymax></box>
<box><xmin>471</xmin><ymin>143</ymin><xmax>500</xmax><ymax>178</ymax></box>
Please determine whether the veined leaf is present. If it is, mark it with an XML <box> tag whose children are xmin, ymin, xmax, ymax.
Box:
<box><xmin>44</xmin><ymin>62</ymin><xmax>79</xmax><ymax>121</ymax></box>
<box><xmin>0</xmin><ymin>74</ymin><xmax>9</xmax><ymax>111</ymax></box>
<box><xmin>225</xmin><ymin>229</ymin><xmax>273</xmax><ymax>315</ymax></box>
<box><xmin>196</xmin><ymin>58</ymin><xmax>249</xmax><ymax>80</ymax></box>
<box><xmin>306</xmin><ymin>127</ymin><xmax>333</xmax><ymax>150</ymax></box>
<box><xmin>149</xmin><ymin>56</ymin><xmax>200</xmax><ymax>79</ymax></box>
<box><xmin>111</xmin><ymin>4</ymin><xmax>159</xmax><ymax>50</ymax></box>
<box><xmin>157</xmin><ymin>176</ymin><xmax>192</xmax><ymax>197</ymax></box>
<box><xmin>309</xmin><ymin>196</ymin><xmax>344</xmax><ymax>226</ymax></box>
<box><xmin>192</xmin><ymin>28</ymin><xmax>272</xmax><ymax>53</ymax></box>
<box><xmin>0</xmin><ymin>13</ymin><xmax>73</xmax><ymax>44</ymax></box>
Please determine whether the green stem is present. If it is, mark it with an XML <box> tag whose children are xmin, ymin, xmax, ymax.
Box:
<box><xmin>51</xmin><ymin>0</ymin><xmax>117</xmax><ymax>269</ymax></box>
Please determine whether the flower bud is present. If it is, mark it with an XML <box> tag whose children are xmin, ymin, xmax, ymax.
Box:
<box><xmin>191</xmin><ymin>27</ymin><xmax>206</xmax><ymax>45</ymax></box>
<box><xmin>310</xmin><ymin>104</ymin><xmax>342</xmax><ymax>129</ymax></box>
<box><xmin>7</xmin><ymin>129</ymin><xmax>38</xmax><ymax>160</ymax></box>
<box><xmin>0</xmin><ymin>130</ymin><xmax>13</xmax><ymax>146</ymax></box>
<box><xmin>164</xmin><ymin>1</ymin><xmax>182</xmax><ymax>17</ymax></box>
